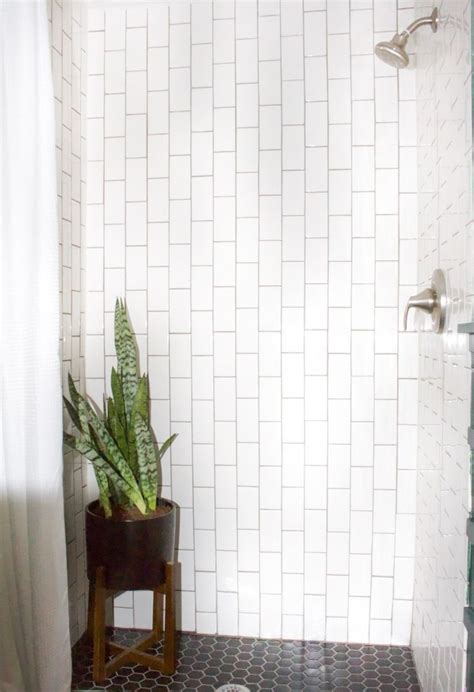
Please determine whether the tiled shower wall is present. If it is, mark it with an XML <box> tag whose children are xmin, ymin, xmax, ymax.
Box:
<box><xmin>49</xmin><ymin>0</ymin><xmax>88</xmax><ymax>645</ymax></box>
<box><xmin>85</xmin><ymin>0</ymin><xmax>419</xmax><ymax>644</ymax></box>
<box><xmin>412</xmin><ymin>0</ymin><xmax>472</xmax><ymax>689</ymax></box>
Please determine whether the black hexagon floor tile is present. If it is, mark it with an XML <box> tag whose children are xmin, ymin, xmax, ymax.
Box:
<box><xmin>71</xmin><ymin>629</ymin><xmax>421</xmax><ymax>691</ymax></box>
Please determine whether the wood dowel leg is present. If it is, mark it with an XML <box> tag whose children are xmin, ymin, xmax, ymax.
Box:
<box><xmin>153</xmin><ymin>588</ymin><xmax>164</xmax><ymax>638</ymax></box>
<box><xmin>87</xmin><ymin>580</ymin><xmax>95</xmax><ymax>639</ymax></box>
<box><xmin>163</xmin><ymin>562</ymin><xmax>176</xmax><ymax>675</ymax></box>
<box><xmin>92</xmin><ymin>567</ymin><xmax>106</xmax><ymax>683</ymax></box>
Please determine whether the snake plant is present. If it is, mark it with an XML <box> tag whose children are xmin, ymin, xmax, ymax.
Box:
<box><xmin>64</xmin><ymin>299</ymin><xmax>177</xmax><ymax>517</ymax></box>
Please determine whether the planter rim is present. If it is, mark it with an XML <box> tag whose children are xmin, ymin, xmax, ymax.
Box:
<box><xmin>86</xmin><ymin>497</ymin><xmax>177</xmax><ymax>523</ymax></box>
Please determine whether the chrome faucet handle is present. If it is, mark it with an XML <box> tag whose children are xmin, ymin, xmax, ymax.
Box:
<box><xmin>403</xmin><ymin>269</ymin><xmax>447</xmax><ymax>333</ymax></box>
<box><xmin>403</xmin><ymin>288</ymin><xmax>436</xmax><ymax>331</ymax></box>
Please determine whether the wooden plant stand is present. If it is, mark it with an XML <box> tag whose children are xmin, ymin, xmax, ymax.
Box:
<box><xmin>87</xmin><ymin>561</ymin><xmax>176</xmax><ymax>683</ymax></box>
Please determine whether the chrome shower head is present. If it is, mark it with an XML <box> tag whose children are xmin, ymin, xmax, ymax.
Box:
<box><xmin>374</xmin><ymin>7</ymin><xmax>439</xmax><ymax>69</ymax></box>
<box><xmin>375</xmin><ymin>34</ymin><xmax>409</xmax><ymax>69</ymax></box>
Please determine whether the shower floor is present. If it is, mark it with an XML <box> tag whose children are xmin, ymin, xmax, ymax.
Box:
<box><xmin>71</xmin><ymin>629</ymin><xmax>420</xmax><ymax>691</ymax></box>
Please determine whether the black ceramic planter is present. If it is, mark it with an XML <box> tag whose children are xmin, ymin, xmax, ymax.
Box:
<box><xmin>86</xmin><ymin>498</ymin><xmax>177</xmax><ymax>590</ymax></box>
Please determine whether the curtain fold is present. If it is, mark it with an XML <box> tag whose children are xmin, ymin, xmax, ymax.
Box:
<box><xmin>0</xmin><ymin>1</ymin><xmax>71</xmax><ymax>690</ymax></box>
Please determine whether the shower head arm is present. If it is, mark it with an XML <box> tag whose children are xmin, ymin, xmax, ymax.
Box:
<box><xmin>403</xmin><ymin>7</ymin><xmax>439</xmax><ymax>37</ymax></box>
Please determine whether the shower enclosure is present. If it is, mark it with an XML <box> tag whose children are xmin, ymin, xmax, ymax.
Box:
<box><xmin>52</xmin><ymin>0</ymin><xmax>473</xmax><ymax>689</ymax></box>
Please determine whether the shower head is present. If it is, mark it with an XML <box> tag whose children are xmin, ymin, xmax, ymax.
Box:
<box><xmin>375</xmin><ymin>34</ymin><xmax>409</xmax><ymax>69</ymax></box>
<box><xmin>374</xmin><ymin>7</ymin><xmax>439</xmax><ymax>69</ymax></box>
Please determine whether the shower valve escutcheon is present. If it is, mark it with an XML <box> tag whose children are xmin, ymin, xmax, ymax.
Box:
<box><xmin>403</xmin><ymin>269</ymin><xmax>447</xmax><ymax>333</ymax></box>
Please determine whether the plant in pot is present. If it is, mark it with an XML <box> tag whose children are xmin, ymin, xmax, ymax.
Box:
<box><xmin>64</xmin><ymin>299</ymin><xmax>178</xmax><ymax>680</ymax></box>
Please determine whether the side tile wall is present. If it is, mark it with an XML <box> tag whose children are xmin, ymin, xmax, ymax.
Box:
<box><xmin>49</xmin><ymin>0</ymin><xmax>88</xmax><ymax>645</ymax></box>
<box><xmin>412</xmin><ymin>0</ymin><xmax>472</xmax><ymax>688</ymax></box>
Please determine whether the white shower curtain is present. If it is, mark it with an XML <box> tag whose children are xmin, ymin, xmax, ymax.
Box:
<box><xmin>0</xmin><ymin>2</ymin><xmax>71</xmax><ymax>691</ymax></box>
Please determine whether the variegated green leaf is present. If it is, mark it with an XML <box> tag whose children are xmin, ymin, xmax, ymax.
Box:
<box><xmin>68</xmin><ymin>373</ymin><xmax>89</xmax><ymax>433</ymax></box>
<box><xmin>85</xmin><ymin>413</ymin><xmax>138</xmax><ymax>496</ymax></box>
<box><xmin>126</xmin><ymin>375</ymin><xmax>149</xmax><ymax>477</ymax></box>
<box><xmin>110</xmin><ymin>367</ymin><xmax>127</xmax><ymax>430</ymax></box>
<box><xmin>64</xmin><ymin>433</ymin><xmax>146</xmax><ymax>514</ymax></box>
<box><xmin>95</xmin><ymin>468</ymin><xmax>112</xmax><ymax>517</ymax></box>
<box><xmin>128</xmin><ymin>441</ymin><xmax>139</xmax><ymax>479</ymax></box>
<box><xmin>73</xmin><ymin>389</ymin><xmax>143</xmax><ymax>500</ymax></box>
<box><xmin>156</xmin><ymin>434</ymin><xmax>178</xmax><ymax>496</ymax></box>
<box><xmin>158</xmin><ymin>433</ymin><xmax>178</xmax><ymax>461</ymax></box>
<box><xmin>133</xmin><ymin>413</ymin><xmax>158</xmax><ymax>511</ymax></box>
<box><xmin>133</xmin><ymin>375</ymin><xmax>149</xmax><ymax>423</ymax></box>
<box><xmin>114</xmin><ymin>299</ymin><xmax>138</xmax><ymax>419</ymax></box>
<box><xmin>110</xmin><ymin>483</ymin><xmax>129</xmax><ymax>508</ymax></box>
<box><xmin>107</xmin><ymin>397</ymin><xmax>129</xmax><ymax>460</ymax></box>
<box><xmin>63</xmin><ymin>396</ymin><xmax>82</xmax><ymax>432</ymax></box>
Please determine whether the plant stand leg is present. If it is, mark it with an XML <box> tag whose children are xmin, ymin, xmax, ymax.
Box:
<box><xmin>153</xmin><ymin>588</ymin><xmax>163</xmax><ymax>638</ymax></box>
<box><xmin>92</xmin><ymin>567</ymin><xmax>106</xmax><ymax>683</ymax></box>
<box><xmin>87</xmin><ymin>580</ymin><xmax>95</xmax><ymax>639</ymax></box>
<box><xmin>163</xmin><ymin>562</ymin><xmax>176</xmax><ymax>675</ymax></box>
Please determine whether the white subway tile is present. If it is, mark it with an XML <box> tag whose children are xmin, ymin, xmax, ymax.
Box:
<box><xmin>304</xmin><ymin>11</ymin><xmax>327</xmax><ymax>57</ymax></box>
<box><xmin>329</xmin><ymin>124</ymin><xmax>351</xmax><ymax>169</ymax></box>
<box><xmin>327</xmin><ymin>576</ymin><xmax>348</xmax><ymax>617</ymax></box>
<box><xmin>282</xmin><ymin>80</ymin><xmax>305</xmax><ymax>125</ymax></box>
<box><xmin>126</xmin><ymin>71</ymin><xmax>146</xmax><ymax>114</ymax></box>
<box><xmin>282</xmin><ymin>36</ymin><xmax>304</xmax><ymax>80</ymax></box>
<box><xmin>149</xmin><ymin>92</ymin><xmax>169</xmax><ymax>135</ymax></box>
<box><xmin>328</xmin><ymin>79</ymin><xmax>351</xmax><ymax>124</ymax></box>
<box><xmin>259</xmin><ymin>511</ymin><xmax>281</xmax><ymax>555</ymax></box>
<box><xmin>170</xmin><ymin>67</ymin><xmax>191</xmax><ymax>111</ymax></box>
<box><xmin>215</xmin><ymin>422</ymin><xmax>237</xmax><ymax>466</ymax></box>
<box><xmin>214</xmin><ymin>64</ymin><xmax>235</xmax><ymax>107</ymax></box>
<box><xmin>236</xmin><ymin>39</ymin><xmax>258</xmax><ymax>84</ymax></box>
<box><xmin>191</xmin><ymin>2</ymin><xmax>212</xmax><ymax>44</ymax></box>
<box><xmin>170</xmin><ymin>24</ymin><xmax>190</xmax><ymax>68</ymax></box>
<box><xmin>259</xmin><ymin>15</ymin><xmax>280</xmax><ymax>61</ymax></box>
<box><xmin>375</xmin><ymin>77</ymin><xmax>398</xmax><ymax>122</ymax></box>
<box><xmin>236</xmin><ymin>2</ymin><xmax>257</xmax><ymax>39</ymax></box>
<box><xmin>327</xmin><ymin>34</ymin><xmax>349</xmax><ymax>79</ymax></box>
<box><xmin>259</xmin><ymin>61</ymin><xmax>282</xmax><ymax>105</ymax></box>
<box><xmin>214</xmin><ymin>18</ymin><xmax>235</xmax><ymax>64</ymax></box>
<box><xmin>148</xmin><ymin>5</ymin><xmax>168</xmax><ymax>47</ymax></box>
<box><xmin>106</xmin><ymin>10</ymin><xmax>126</xmax><ymax>51</ymax></box>
<box><xmin>260</xmin><ymin>595</ymin><xmax>282</xmax><ymax>638</ymax></box>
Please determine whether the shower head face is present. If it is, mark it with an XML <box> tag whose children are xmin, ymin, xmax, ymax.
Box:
<box><xmin>375</xmin><ymin>35</ymin><xmax>409</xmax><ymax>68</ymax></box>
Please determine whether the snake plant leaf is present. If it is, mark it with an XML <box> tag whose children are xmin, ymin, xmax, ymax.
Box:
<box><xmin>68</xmin><ymin>373</ymin><xmax>89</xmax><ymax>433</ymax></box>
<box><xmin>158</xmin><ymin>433</ymin><xmax>178</xmax><ymax>461</ymax></box>
<box><xmin>133</xmin><ymin>375</ymin><xmax>149</xmax><ymax>423</ymax></box>
<box><xmin>128</xmin><ymin>440</ymin><xmax>139</xmax><ymax>479</ymax></box>
<box><xmin>107</xmin><ymin>396</ymin><xmax>114</xmax><ymax>429</ymax></box>
<box><xmin>87</xmin><ymin>426</ymin><xmax>146</xmax><ymax>514</ymax></box>
<box><xmin>68</xmin><ymin>371</ymin><xmax>79</xmax><ymax>405</ymax></box>
<box><xmin>133</xmin><ymin>413</ymin><xmax>158</xmax><ymax>511</ymax></box>
<box><xmin>64</xmin><ymin>432</ymin><xmax>79</xmax><ymax>451</ymax></box>
<box><xmin>65</xmin><ymin>433</ymin><xmax>146</xmax><ymax>514</ymax></box>
<box><xmin>63</xmin><ymin>396</ymin><xmax>82</xmax><ymax>432</ymax></box>
<box><xmin>114</xmin><ymin>299</ymin><xmax>138</xmax><ymax>419</ymax></box>
<box><xmin>108</xmin><ymin>482</ymin><xmax>128</xmax><ymax>508</ymax></box>
<box><xmin>95</xmin><ymin>468</ymin><xmax>112</xmax><ymax>518</ymax></box>
<box><xmin>72</xmin><ymin>387</ymin><xmax>142</xmax><ymax>500</ymax></box>
<box><xmin>84</xmin><ymin>409</ymin><xmax>141</xmax><ymax>499</ymax></box>
<box><xmin>110</xmin><ymin>367</ymin><xmax>127</xmax><ymax>430</ymax></box>
<box><xmin>107</xmin><ymin>397</ymin><xmax>129</xmax><ymax>460</ymax></box>
<box><xmin>126</xmin><ymin>375</ymin><xmax>149</xmax><ymax>477</ymax></box>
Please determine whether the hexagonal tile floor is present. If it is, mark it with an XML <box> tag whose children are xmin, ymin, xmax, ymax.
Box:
<box><xmin>72</xmin><ymin>629</ymin><xmax>421</xmax><ymax>691</ymax></box>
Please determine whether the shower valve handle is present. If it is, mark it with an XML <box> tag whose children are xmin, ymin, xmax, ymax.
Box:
<box><xmin>403</xmin><ymin>288</ymin><xmax>436</xmax><ymax>330</ymax></box>
<box><xmin>403</xmin><ymin>269</ymin><xmax>447</xmax><ymax>333</ymax></box>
